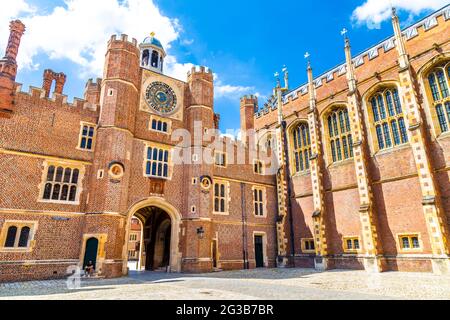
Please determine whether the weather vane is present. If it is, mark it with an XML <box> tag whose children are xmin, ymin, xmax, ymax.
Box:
<box><xmin>304</xmin><ymin>52</ymin><xmax>311</xmax><ymax>65</ymax></box>
<box><xmin>150</xmin><ymin>31</ymin><xmax>155</xmax><ymax>38</ymax></box>
<box><xmin>341</xmin><ymin>28</ymin><xmax>348</xmax><ymax>39</ymax></box>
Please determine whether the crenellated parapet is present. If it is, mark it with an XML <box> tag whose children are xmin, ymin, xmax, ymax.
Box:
<box><xmin>14</xmin><ymin>84</ymin><xmax>99</xmax><ymax>113</ymax></box>
<box><xmin>187</xmin><ymin>65</ymin><xmax>214</xmax><ymax>78</ymax></box>
<box><xmin>107</xmin><ymin>34</ymin><xmax>138</xmax><ymax>49</ymax></box>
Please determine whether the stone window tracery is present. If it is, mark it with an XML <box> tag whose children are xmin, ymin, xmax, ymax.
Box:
<box><xmin>42</xmin><ymin>165</ymin><xmax>80</xmax><ymax>203</ymax></box>
<box><xmin>253</xmin><ymin>186</ymin><xmax>266</xmax><ymax>217</ymax></box>
<box><xmin>145</xmin><ymin>146</ymin><xmax>169</xmax><ymax>179</ymax></box>
<box><xmin>78</xmin><ymin>123</ymin><xmax>96</xmax><ymax>151</ymax></box>
<box><xmin>426</xmin><ymin>61</ymin><xmax>450</xmax><ymax>134</ymax></box>
<box><xmin>1</xmin><ymin>222</ymin><xmax>37</xmax><ymax>251</ymax></box>
<box><xmin>369</xmin><ymin>88</ymin><xmax>408</xmax><ymax>151</ymax></box>
<box><xmin>214</xmin><ymin>181</ymin><xmax>228</xmax><ymax>214</ymax></box>
<box><xmin>326</xmin><ymin>107</ymin><xmax>353</xmax><ymax>163</ymax></box>
<box><xmin>291</xmin><ymin>122</ymin><xmax>311</xmax><ymax>173</ymax></box>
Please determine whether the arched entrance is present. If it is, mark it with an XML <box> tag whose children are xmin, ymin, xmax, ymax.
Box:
<box><xmin>136</xmin><ymin>207</ymin><xmax>172</xmax><ymax>271</ymax></box>
<box><xmin>83</xmin><ymin>237</ymin><xmax>99</xmax><ymax>270</ymax></box>
<box><xmin>123</xmin><ymin>198</ymin><xmax>182</xmax><ymax>274</ymax></box>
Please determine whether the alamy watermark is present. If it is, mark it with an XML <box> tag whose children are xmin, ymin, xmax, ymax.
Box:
<box><xmin>169</xmin><ymin>121</ymin><xmax>280</xmax><ymax>175</ymax></box>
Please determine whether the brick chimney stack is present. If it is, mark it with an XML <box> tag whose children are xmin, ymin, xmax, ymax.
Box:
<box><xmin>42</xmin><ymin>69</ymin><xmax>67</xmax><ymax>98</ymax></box>
<box><xmin>240</xmin><ymin>95</ymin><xmax>258</xmax><ymax>133</ymax></box>
<box><xmin>0</xmin><ymin>20</ymin><xmax>26</xmax><ymax>118</ymax></box>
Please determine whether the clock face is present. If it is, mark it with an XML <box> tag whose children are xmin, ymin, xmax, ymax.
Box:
<box><xmin>145</xmin><ymin>82</ymin><xmax>178</xmax><ymax>114</ymax></box>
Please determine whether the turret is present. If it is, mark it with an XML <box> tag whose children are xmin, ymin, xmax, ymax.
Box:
<box><xmin>184</xmin><ymin>66</ymin><xmax>216</xmax><ymax>273</ymax></box>
<box><xmin>187</xmin><ymin>66</ymin><xmax>214</xmax><ymax>132</ymax></box>
<box><xmin>100</xmin><ymin>34</ymin><xmax>140</xmax><ymax>129</ymax></box>
<box><xmin>87</xmin><ymin>34</ymin><xmax>140</xmax><ymax>216</ymax></box>
<box><xmin>84</xmin><ymin>78</ymin><xmax>102</xmax><ymax>105</ymax></box>
<box><xmin>0</xmin><ymin>20</ymin><xmax>25</xmax><ymax>118</ymax></box>
<box><xmin>240</xmin><ymin>95</ymin><xmax>258</xmax><ymax>136</ymax></box>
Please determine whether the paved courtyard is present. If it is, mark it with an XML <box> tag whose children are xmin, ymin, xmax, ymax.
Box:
<box><xmin>1</xmin><ymin>268</ymin><xmax>449</xmax><ymax>300</ymax></box>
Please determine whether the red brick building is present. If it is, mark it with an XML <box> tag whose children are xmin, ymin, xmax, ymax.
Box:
<box><xmin>0</xmin><ymin>22</ymin><xmax>277</xmax><ymax>282</ymax></box>
<box><xmin>0</xmin><ymin>6</ymin><xmax>449</xmax><ymax>282</ymax></box>
<box><xmin>255</xmin><ymin>6</ymin><xmax>450</xmax><ymax>274</ymax></box>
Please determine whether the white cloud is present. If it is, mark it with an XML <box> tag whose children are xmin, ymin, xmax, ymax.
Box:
<box><xmin>215</xmin><ymin>84</ymin><xmax>255</xmax><ymax>99</ymax></box>
<box><xmin>0</xmin><ymin>0</ymin><xmax>34</xmax><ymax>57</ymax></box>
<box><xmin>163</xmin><ymin>55</ymin><xmax>194</xmax><ymax>82</ymax></box>
<box><xmin>0</xmin><ymin>0</ymin><xmax>193</xmax><ymax>80</ymax></box>
<box><xmin>352</xmin><ymin>0</ymin><xmax>448</xmax><ymax>29</ymax></box>
<box><xmin>214</xmin><ymin>74</ymin><xmax>258</xmax><ymax>100</ymax></box>
<box><xmin>0</xmin><ymin>0</ymin><xmax>258</xmax><ymax>96</ymax></box>
<box><xmin>181</xmin><ymin>38</ymin><xmax>194</xmax><ymax>46</ymax></box>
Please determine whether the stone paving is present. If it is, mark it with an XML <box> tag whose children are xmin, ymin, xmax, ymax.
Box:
<box><xmin>1</xmin><ymin>268</ymin><xmax>449</xmax><ymax>300</ymax></box>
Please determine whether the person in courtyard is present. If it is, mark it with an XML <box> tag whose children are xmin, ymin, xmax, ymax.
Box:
<box><xmin>84</xmin><ymin>261</ymin><xmax>95</xmax><ymax>277</ymax></box>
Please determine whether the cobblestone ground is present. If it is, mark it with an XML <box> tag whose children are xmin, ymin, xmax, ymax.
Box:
<box><xmin>1</xmin><ymin>268</ymin><xmax>449</xmax><ymax>300</ymax></box>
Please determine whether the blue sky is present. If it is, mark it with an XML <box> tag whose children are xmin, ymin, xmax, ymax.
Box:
<box><xmin>1</xmin><ymin>0</ymin><xmax>447</xmax><ymax>132</ymax></box>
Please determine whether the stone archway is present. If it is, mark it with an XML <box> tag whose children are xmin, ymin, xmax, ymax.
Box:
<box><xmin>122</xmin><ymin>197</ymin><xmax>182</xmax><ymax>275</ymax></box>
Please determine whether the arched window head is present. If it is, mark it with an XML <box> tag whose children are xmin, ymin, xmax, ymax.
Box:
<box><xmin>259</xmin><ymin>133</ymin><xmax>275</xmax><ymax>152</ymax></box>
<box><xmin>151</xmin><ymin>50</ymin><xmax>159</xmax><ymax>68</ymax></box>
<box><xmin>291</xmin><ymin>122</ymin><xmax>311</xmax><ymax>173</ymax></box>
<box><xmin>326</xmin><ymin>106</ymin><xmax>353</xmax><ymax>163</ymax></box>
<box><xmin>369</xmin><ymin>87</ymin><xmax>408</xmax><ymax>151</ymax></box>
<box><xmin>5</xmin><ymin>226</ymin><xmax>17</xmax><ymax>247</ymax></box>
<box><xmin>18</xmin><ymin>227</ymin><xmax>30</xmax><ymax>248</ymax></box>
<box><xmin>142</xmin><ymin>49</ymin><xmax>150</xmax><ymax>67</ymax></box>
<box><xmin>425</xmin><ymin>61</ymin><xmax>450</xmax><ymax>134</ymax></box>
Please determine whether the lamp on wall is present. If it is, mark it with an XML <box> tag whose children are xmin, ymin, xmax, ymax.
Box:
<box><xmin>196</xmin><ymin>227</ymin><xmax>205</xmax><ymax>239</ymax></box>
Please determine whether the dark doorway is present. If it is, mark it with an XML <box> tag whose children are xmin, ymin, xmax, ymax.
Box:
<box><xmin>83</xmin><ymin>237</ymin><xmax>99</xmax><ymax>269</ymax></box>
<box><xmin>254</xmin><ymin>235</ymin><xmax>264</xmax><ymax>268</ymax></box>
<box><xmin>161</xmin><ymin>226</ymin><xmax>171</xmax><ymax>268</ymax></box>
<box><xmin>212</xmin><ymin>240</ymin><xmax>218</xmax><ymax>269</ymax></box>
<box><xmin>133</xmin><ymin>206</ymin><xmax>172</xmax><ymax>272</ymax></box>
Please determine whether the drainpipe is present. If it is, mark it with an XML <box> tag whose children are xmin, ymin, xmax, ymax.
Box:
<box><xmin>281</xmin><ymin>120</ymin><xmax>296</xmax><ymax>263</ymax></box>
<box><xmin>241</xmin><ymin>182</ymin><xmax>249</xmax><ymax>269</ymax></box>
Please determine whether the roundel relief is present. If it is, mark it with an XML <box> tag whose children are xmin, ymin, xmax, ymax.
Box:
<box><xmin>145</xmin><ymin>81</ymin><xmax>178</xmax><ymax>115</ymax></box>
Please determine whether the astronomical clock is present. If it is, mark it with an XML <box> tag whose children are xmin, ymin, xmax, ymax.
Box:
<box><xmin>140</xmin><ymin>70</ymin><xmax>184</xmax><ymax>121</ymax></box>
<box><xmin>145</xmin><ymin>82</ymin><xmax>177</xmax><ymax>115</ymax></box>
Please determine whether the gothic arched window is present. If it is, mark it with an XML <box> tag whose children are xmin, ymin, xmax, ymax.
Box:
<box><xmin>369</xmin><ymin>87</ymin><xmax>408</xmax><ymax>151</ymax></box>
<box><xmin>291</xmin><ymin>122</ymin><xmax>311</xmax><ymax>173</ymax></box>
<box><xmin>426</xmin><ymin>61</ymin><xmax>450</xmax><ymax>134</ymax></box>
<box><xmin>326</xmin><ymin>107</ymin><xmax>353</xmax><ymax>163</ymax></box>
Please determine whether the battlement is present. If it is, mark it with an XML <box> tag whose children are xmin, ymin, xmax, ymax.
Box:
<box><xmin>15</xmin><ymin>84</ymin><xmax>99</xmax><ymax>113</ymax></box>
<box><xmin>241</xmin><ymin>95</ymin><xmax>258</xmax><ymax>102</ymax></box>
<box><xmin>85</xmin><ymin>78</ymin><xmax>102</xmax><ymax>88</ymax></box>
<box><xmin>187</xmin><ymin>65</ymin><xmax>214</xmax><ymax>77</ymax></box>
<box><xmin>255</xmin><ymin>4</ymin><xmax>450</xmax><ymax>119</ymax></box>
<box><xmin>108</xmin><ymin>34</ymin><xmax>138</xmax><ymax>48</ymax></box>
